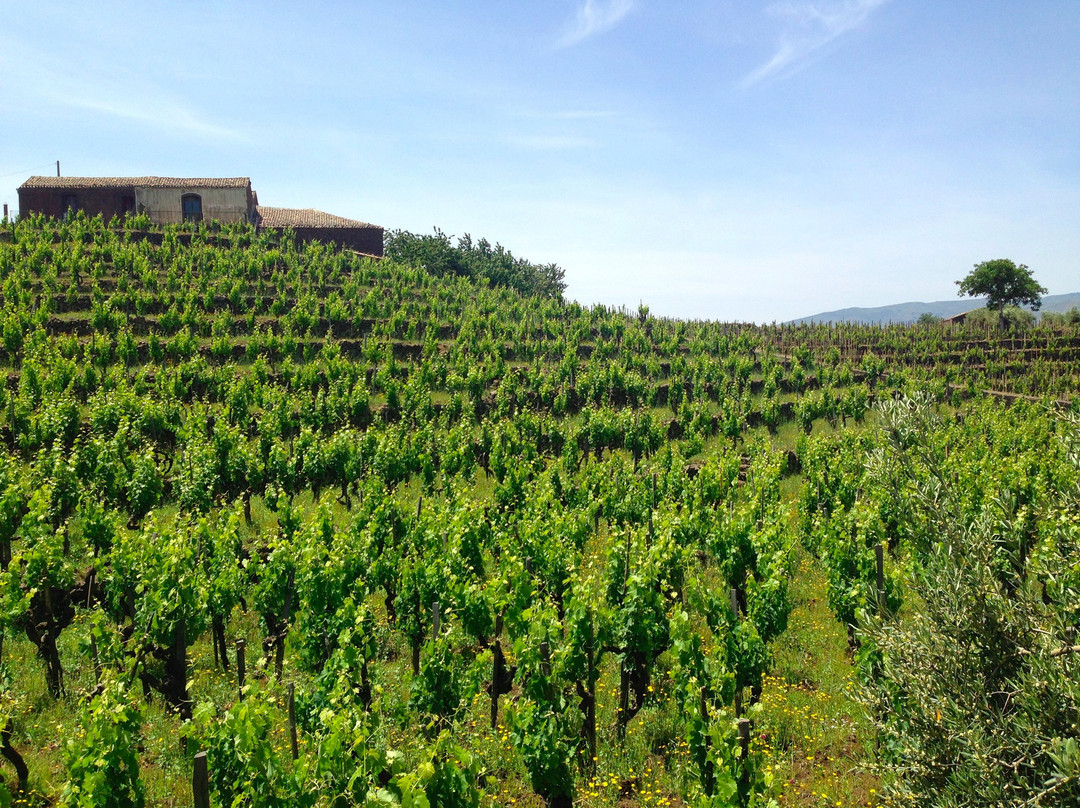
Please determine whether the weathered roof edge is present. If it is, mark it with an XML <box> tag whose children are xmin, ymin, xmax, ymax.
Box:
<box><xmin>255</xmin><ymin>205</ymin><xmax>381</xmax><ymax>230</ymax></box>
<box><xmin>19</xmin><ymin>176</ymin><xmax>251</xmax><ymax>190</ymax></box>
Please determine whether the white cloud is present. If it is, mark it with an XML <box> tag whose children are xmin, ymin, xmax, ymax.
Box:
<box><xmin>743</xmin><ymin>0</ymin><xmax>889</xmax><ymax>86</ymax></box>
<box><xmin>62</xmin><ymin>92</ymin><xmax>246</xmax><ymax>142</ymax></box>
<box><xmin>557</xmin><ymin>0</ymin><xmax>634</xmax><ymax>48</ymax></box>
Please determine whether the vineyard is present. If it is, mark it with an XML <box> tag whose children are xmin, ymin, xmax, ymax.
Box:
<box><xmin>0</xmin><ymin>212</ymin><xmax>1077</xmax><ymax>807</ymax></box>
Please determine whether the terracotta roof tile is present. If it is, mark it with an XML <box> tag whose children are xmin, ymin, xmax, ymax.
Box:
<box><xmin>19</xmin><ymin>176</ymin><xmax>250</xmax><ymax>190</ymax></box>
<box><xmin>256</xmin><ymin>206</ymin><xmax>380</xmax><ymax>230</ymax></box>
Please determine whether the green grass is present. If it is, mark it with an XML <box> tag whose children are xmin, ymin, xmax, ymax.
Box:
<box><xmin>757</xmin><ymin>544</ymin><xmax>880</xmax><ymax>808</ymax></box>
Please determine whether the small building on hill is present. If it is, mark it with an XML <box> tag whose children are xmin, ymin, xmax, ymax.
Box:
<box><xmin>16</xmin><ymin>175</ymin><xmax>383</xmax><ymax>256</ymax></box>
<box><xmin>255</xmin><ymin>206</ymin><xmax>383</xmax><ymax>256</ymax></box>
<box><xmin>941</xmin><ymin>311</ymin><xmax>971</xmax><ymax>326</ymax></box>
<box><xmin>18</xmin><ymin>176</ymin><xmax>256</xmax><ymax>224</ymax></box>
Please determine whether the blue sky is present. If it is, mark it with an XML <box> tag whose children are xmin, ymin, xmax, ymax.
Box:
<box><xmin>1</xmin><ymin>1</ymin><xmax>1077</xmax><ymax>322</ymax></box>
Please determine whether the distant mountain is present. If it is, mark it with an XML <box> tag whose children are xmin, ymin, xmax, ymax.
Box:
<box><xmin>791</xmin><ymin>292</ymin><xmax>1080</xmax><ymax>325</ymax></box>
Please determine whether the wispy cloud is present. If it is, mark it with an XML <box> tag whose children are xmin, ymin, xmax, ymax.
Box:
<box><xmin>0</xmin><ymin>33</ymin><xmax>247</xmax><ymax>142</ymax></box>
<box><xmin>557</xmin><ymin>0</ymin><xmax>634</xmax><ymax>48</ymax></box>
<box><xmin>62</xmin><ymin>92</ymin><xmax>246</xmax><ymax>141</ymax></box>
<box><xmin>743</xmin><ymin>0</ymin><xmax>889</xmax><ymax>87</ymax></box>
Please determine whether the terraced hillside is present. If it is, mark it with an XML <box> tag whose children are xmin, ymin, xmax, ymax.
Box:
<box><xmin>0</xmin><ymin>213</ymin><xmax>1077</xmax><ymax>807</ymax></box>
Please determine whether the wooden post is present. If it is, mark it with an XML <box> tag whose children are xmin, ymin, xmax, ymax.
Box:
<box><xmin>236</xmin><ymin>639</ymin><xmax>246</xmax><ymax>699</ymax></box>
<box><xmin>730</xmin><ymin>587</ymin><xmax>742</xmax><ymax>716</ymax></box>
<box><xmin>432</xmin><ymin>601</ymin><xmax>440</xmax><ymax>640</ymax></box>
<box><xmin>490</xmin><ymin>639</ymin><xmax>504</xmax><ymax>729</ymax></box>
<box><xmin>618</xmin><ymin>665</ymin><xmax>630</xmax><ymax>739</ymax></box>
<box><xmin>737</xmin><ymin>717</ymin><xmax>751</xmax><ymax>794</ymax></box>
<box><xmin>175</xmin><ymin>617</ymin><xmax>189</xmax><ymax>722</ymax></box>
<box><xmin>700</xmin><ymin>685</ymin><xmax>714</xmax><ymax>795</ymax></box>
<box><xmin>415</xmin><ymin>494</ymin><xmax>422</xmax><ymax>520</ymax></box>
<box><xmin>193</xmin><ymin>751</ymin><xmax>210</xmax><ymax>808</ymax></box>
<box><xmin>648</xmin><ymin>473</ymin><xmax>656</xmax><ymax>546</ymax></box>
<box><xmin>583</xmin><ymin>631</ymin><xmax>597</xmax><ymax>768</ymax></box>
<box><xmin>540</xmin><ymin>641</ymin><xmax>554</xmax><ymax>703</ymax></box>
<box><xmin>287</xmin><ymin>682</ymin><xmax>298</xmax><ymax>760</ymax></box>
<box><xmin>876</xmin><ymin>543</ymin><xmax>886</xmax><ymax>613</ymax></box>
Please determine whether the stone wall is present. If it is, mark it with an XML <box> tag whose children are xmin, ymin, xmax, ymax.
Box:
<box><xmin>18</xmin><ymin>186</ymin><xmax>135</xmax><ymax>220</ymax></box>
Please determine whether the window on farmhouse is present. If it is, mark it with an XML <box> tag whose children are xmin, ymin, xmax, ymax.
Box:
<box><xmin>181</xmin><ymin>193</ymin><xmax>203</xmax><ymax>223</ymax></box>
<box><xmin>61</xmin><ymin>194</ymin><xmax>78</xmax><ymax>218</ymax></box>
<box><xmin>120</xmin><ymin>195</ymin><xmax>136</xmax><ymax>216</ymax></box>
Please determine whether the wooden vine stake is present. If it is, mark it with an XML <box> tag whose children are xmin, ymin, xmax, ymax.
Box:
<box><xmin>647</xmin><ymin>472</ymin><xmax>656</xmax><ymax>547</ymax></box>
<box><xmin>236</xmin><ymin>638</ymin><xmax>246</xmax><ymax>700</ymax></box>
<box><xmin>876</xmin><ymin>543</ymin><xmax>886</xmax><ymax>613</ymax></box>
<box><xmin>174</xmin><ymin>617</ymin><xmax>189</xmax><ymax>723</ymax></box>
<box><xmin>287</xmin><ymin>682</ymin><xmax>298</xmax><ymax>760</ymax></box>
<box><xmin>699</xmin><ymin>685</ymin><xmax>714</xmax><ymax>796</ymax></box>
<box><xmin>6</xmin><ymin>394</ymin><xmax>14</xmax><ymax>454</ymax></box>
<box><xmin>540</xmin><ymin>641</ymin><xmax>554</xmax><ymax>703</ymax></box>
<box><xmin>277</xmin><ymin>569</ymin><xmax>294</xmax><ymax>683</ymax></box>
<box><xmin>90</xmin><ymin>635</ymin><xmax>100</xmax><ymax>686</ymax></box>
<box><xmin>618</xmin><ymin>531</ymin><xmax>633</xmax><ymax>739</ymax></box>
<box><xmin>490</xmin><ymin>614</ymin><xmax>504</xmax><ymax>729</ymax></box>
<box><xmin>581</xmin><ymin>617</ymin><xmax>597</xmax><ymax>770</ymax></box>
<box><xmin>492</xmin><ymin>648</ymin><xmax>503</xmax><ymax>730</ymax></box>
<box><xmin>737</xmin><ymin>717</ymin><xmax>751</xmax><ymax>794</ymax></box>
<box><xmin>730</xmin><ymin>587</ymin><xmax>743</xmax><ymax>716</ymax></box>
<box><xmin>193</xmin><ymin>750</ymin><xmax>210</xmax><ymax>808</ymax></box>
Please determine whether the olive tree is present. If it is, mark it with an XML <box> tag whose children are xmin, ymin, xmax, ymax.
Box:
<box><xmin>857</xmin><ymin>403</ymin><xmax>1080</xmax><ymax>807</ymax></box>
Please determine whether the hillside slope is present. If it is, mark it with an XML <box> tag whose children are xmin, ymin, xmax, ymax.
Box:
<box><xmin>0</xmin><ymin>214</ymin><xmax>1077</xmax><ymax>807</ymax></box>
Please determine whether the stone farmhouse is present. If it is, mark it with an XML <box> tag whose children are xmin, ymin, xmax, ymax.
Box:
<box><xmin>16</xmin><ymin>175</ymin><xmax>383</xmax><ymax>256</ymax></box>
